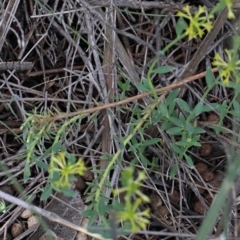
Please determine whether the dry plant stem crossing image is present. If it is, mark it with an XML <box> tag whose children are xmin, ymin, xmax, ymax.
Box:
<box><xmin>1</xmin><ymin>0</ymin><xmax>240</xmax><ymax>239</ymax></box>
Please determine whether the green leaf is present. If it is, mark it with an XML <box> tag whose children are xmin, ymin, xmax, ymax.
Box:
<box><xmin>181</xmin><ymin>135</ymin><xmax>199</xmax><ymax>148</ymax></box>
<box><xmin>118</xmin><ymin>80</ymin><xmax>131</xmax><ymax>92</ymax></box>
<box><xmin>175</xmin><ymin>98</ymin><xmax>191</xmax><ymax>113</ymax></box>
<box><xmin>159</xmin><ymin>103</ymin><xmax>169</xmax><ymax>117</ymax></box>
<box><xmin>192</xmin><ymin>127</ymin><xmax>205</xmax><ymax>134</ymax></box>
<box><xmin>135</xmin><ymin>82</ymin><xmax>150</xmax><ymax>92</ymax></box>
<box><xmin>231</xmin><ymin>100</ymin><xmax>240</xmax><ymax>120</ymax></box>
<box><xmin>142</xmin><ymin>138</ymin><xmax>160</xmax><ymax>146</ymax></box>
<box><xmin>98</xmin><ymin>198</ymin><xmax>107</xmax><ymax>216</ymax></box>
<box><xmin>85</xmin><ymin>193</ymin><xmax>96</xmax><ymax>203</ymax></box>
<box><xmin>233</xmin><ymin>99</ymin><xmax>240</xmax><ymax>110</ymax></box>
<box><xmin>160</xmin><ymin>121</ymin><xmax>172</xmax><ymax>131</ymax></box>
<box><xmin>171</xmin><ymin>143</ymin><xmax>182</xmax><ymax>154</ymax></box>
<box><xmin>185</xmin><ymin>122</ymin><xmax>194</xmax><ymax>134</ymax></box>
<box><xmin>193</xmin><ymin>102</ymin><xmax>203</xmax><ymax>117</ymax></box>
<box><xmin>152</xmin><ymin>109</ymin><xmax>162</xmax><ymax>124</ymax></box>
<box><xmin>88</xmin><ymin>211</ymin><xmax>98</xmax><ymax>226</ymax></box>
<box><xmin>205</xmin><ymin>67</ymin><xmax>214</xmax><ymax>87</ymax></box>
<box><xmin>36</xmin><ymin>145</ymin><xmax>57</xmax><ymax>162</ymax></box>
<box><xmin>229</xmin><ymin>110</ymin><xmax>240</xmax><ymax>119</ymax></box>
<box><xmin>190</xmin><ymin>141</ymin><xmax>201</xmax><ymax>147</ymax></box>
<box><xmin>179</xmin><ymin>112</ymin><xmax>185</xmax><ymax>123</ymax></box>
<box><xmin>168</xmin><ymin>101</ymin><xmax>176</xmax><ymax>115</ymax></box>
<box><xmin>201</xmin><ymin>105</ymin><xmax>212</xmax><ymax>112</ymax></box>
<box><xmin>175</xmin><ymin>140</ymin><xmax>187</xmax><ymax>147</ymax></box>
<box><xmin>169</xmin><ymin>117</ymin><xmax>183</xmax><ymax>127</ymax></box>
<box><xmin>81</xmin><ymin>209</ymin><xmax>97</xmax><ymax>218</ymax></box>
<box><xmin>152</xmin><ymin>66</ymin><xmax>175</xmax><ymax>74</ymax></box>
<box><xmin>36</xmin><ymin>160</ymin><xmax>49</xmax><ymax>170</ymax></box>
<box><xmin>68</xmin><ymin>154</ymin><xmax>76</xmax><ymax>164</ymax></box>
<box><xmin>190</xmin><ymin>103</ymin><xmax>211</xmax><ymax>121</ymax></box>
<box><xmin>24</xmin><ymin>162</ymin><xmax>30</xmax><ymax>183</ymax></box>
<box><xmin>209</xmin><ymin>103</ymin><xmax>221</xmax><ymax>110</ymax></box>
<box><xmin>170</xmin><ymin>164</ymin><xmax>178</xmax><ymax>179</ymax></box>
<box><xmin>52</xmin><ymin>141</ymin><xmax>63</xmax><ymax>152</ymax></box>
<box><xmin>176</xmin><ymin>17</ymin><xmax>188</xmax><ymax>36</ymax></box>
<box><xmin>139</xmin><ymin>153</ymin><xmax>150</xmax><ymax>167</ymax></box>
<box><xmin>120</xmin><ymin>140</ymin><xmax>126</xmax><ymax>151</ymax></box>
<box><xmin>63</xmin><ymin>188</ymin><xmax>75</xmax><ymax>197</ymax></box>
<box><xmin>184</xmin><ymin>154</ymin><xmax>194</xmax><ymax>167</ymax></box>
<box><xmin>22</xmin><ymin>127</ymin><xmax>28</xmax><ymax>142</ymax></box>
<box><xmin>41</xmin><ymin>186</ymin><xmax>52</xmax><ymax>200</ymax></box>
<box><xmin>167</xmin><ymin>127</ymin><xmax>182</xmax><ymax>135</ymax></box>
<box><xmin>166</xmin><ymin>89</ymin><xmax>180</xmax><ymax>104</ymax></box>
<box><xmin>51</xmin><ymin>171</ymin><xmax>60</xmax><ymax>182</ymax></box>
<box><xmin>112</xmin><ymin>200</ymin><xmax>124</xmax><ymax>211</ymax></box>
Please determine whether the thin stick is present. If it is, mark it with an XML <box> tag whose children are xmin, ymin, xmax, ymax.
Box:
<box><xmin>50</xmin><ymin>67</ymin><xmax>219</xmax><ymax>121</ymax></box>
<box><xmin>0</xmin><ymin>190</ymin><xmax>111</xmax><ymax>240</ymax></box>
<box><xmin>0</xmin><ymin>62</ymin><xmax>33</xmax><ymax>71</ymax></box>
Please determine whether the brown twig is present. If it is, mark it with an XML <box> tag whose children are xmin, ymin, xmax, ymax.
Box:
<box><xmin>49</xmin><ymin>67</ymin><xmax>219</xmax><ymax>122</ymax></box>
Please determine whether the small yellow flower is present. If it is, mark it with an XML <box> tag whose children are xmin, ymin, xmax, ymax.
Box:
<box><xmin>177</xmin><ymin>5</ymin><xmax>213</xmax><ymax>40</ymax></box>
<box><xmin>115</xmin><ymin>168</ymin><xmax>150</xmax><ymax>203</ymax></box>
<box><xmin>219</xmin><ymin>0</ymin><xmax>235</xmax><ymax>19</ymax></box>
<box><xmin>117</xmin><ymin>198</ymin><xmax>150</xmax><ymax>232</ymax></box>
<box><xmin>50</xmin><ymin>151</ymin><xmax>86</xmax><ymax>190</ymax></box>
<box><xmin>213</xmin><ymin>49</ymin><xmax>240</xmax><ymax>85</ymax></box>
<box><xmin>114</xmin><ymin>167</ymin><xmax>151</xmax><ymax>232</ymax></box>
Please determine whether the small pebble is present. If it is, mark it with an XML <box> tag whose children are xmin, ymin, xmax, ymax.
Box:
<box><xmin>193</xmin><ymin>201</ymin><xmax>206</xmax><ymax>215</ymax></box>
<box><xmin>202</xmin><ymin>171</ymin><xmax>214</xmax><ymax>182</ymax></box>
<box><xmin>195</xmin><ymin>162</ymin><xmax>208</xmax><ymax>175</ymax></box>
<box><xmin>20</xmin><ymin>209</ymin><xmax>33</xmax><ymax>219</ymax></box>
<box><xmin>199</xmin><ymin>143</ymin><xmax>212</xmax><ymax>157</ymax></box>
<box><xmin>168</xmin><ymin>189</ymin><xmax>180</xmax><ymax>202</ymax></box>
<box><xmin>11</xmin><ymin>223</ymin><xmax>23</xmax><ymax>238</ymax></box>
<box><xmin>27</xmin><ymin>215</ymin><xmax>39</xmax><ymax>228</ymax></box>
<box><xmin>150</xmin><ymin>192</ymin><xmax>162</xmax><ymax>209</ymax></box>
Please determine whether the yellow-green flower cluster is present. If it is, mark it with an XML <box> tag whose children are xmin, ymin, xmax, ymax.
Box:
<box><xmin>212</xmin><ymin>49</ymin><xmax>240</xmax><ymax>85</ymax></box>
<box><xmin>50</xmin><ymin>151</ymin><xmax>86</xmax><ymax>190</ymax></box>
<box><xmin>114</xmin><ymin>167</ymin><xmax>150</xmax><ymax>232</ymax></box>
<box><xmin>117</xmin><ymin>198</ymin><xmax>150</xmax><ymax>233</ymax></box>
<box><xmin>177</xmin><ymin>5</ymin><xmax>213</xmax><ymax>40</ymax></box>
<box><xmin>219</xmin><ymin>0</ymin><xmax>235</xmax><ymax>19</ymax></box>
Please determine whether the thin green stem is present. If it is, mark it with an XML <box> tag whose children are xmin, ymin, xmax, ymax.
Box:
<box><xmin>95</xmin><ymin>94</ymin><xmax>166</xmax><ymax>208</ymax></box>
<box><xmin>51</xmin><ymin>113</ymin><xmax>87</xmax><ymax>158</ymax></box>
<box><xmin>162</xmin><ymin>34</ymin><xmax>186</xmax><ymax>54</ymax></box>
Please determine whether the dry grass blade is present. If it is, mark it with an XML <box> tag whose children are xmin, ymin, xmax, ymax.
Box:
<box><xmin>100</xmin><ymin>2</ymin><xmax>116</xmax><ymax>195</ymax></box>
<box><xmin>0</xmin><ymin>0</ymin><xmax>21</xmax><ymax>52</ymax></box>
<box><xmin>0</xmin><ymin>62</ymin><xmax>33</xmax><ymax>71</ymax></box>
<box><xmin>89</xmin><ymin>0</ymin><xmax>183</xmax><ymax>10</ymax></box>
